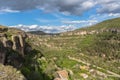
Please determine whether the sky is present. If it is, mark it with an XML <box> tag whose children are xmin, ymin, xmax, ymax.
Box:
<box><xmin>0</xmin><ymin>0</ymin><xmax>120</xmax><ymax>33</ymax></box>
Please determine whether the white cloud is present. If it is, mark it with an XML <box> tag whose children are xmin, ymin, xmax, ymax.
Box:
<box><xmin>9</xmin><ymin>24</ymin><xmax>77</xmax><ymax>33</ymax></box>
<box><xmin>89</xmin><ymin>13</ymin><xmax>120</xmax><ymax>22</ymax></box>
<box><xmin>108</xmin><ymin>13</ymin><xmax>120</xmax><ymax>17</ymax></box>
<box><xmin>97</xmin><ymin>0</ymin><xmax>120</xmax><ymax>13</ymax></box>
<box><xmin>81</xmin><ymin>1</ymin><xmax>96</xmax><ymax>9</ymax></box>
<box><xmin>0</xmin><ymin>0</ymin><xmax>119</xmax><ymax>15</ymax></box>
<box><xmin>62</xmin><ymin>20</ymin><xmax>98</xmax><ymax>24</ymax></box>
<box><xmin>0</xmin><ymin>8</ymin><xmax>19</xmax><ymax>13</ymax></box>
<box><xmin>29</xmin><ymin>25</ymin><xmax>38</xmax><ymax>29</ymax></box>
<box><xmin>61</xmin><ymin>19</ymin><xmax>99</xmax><ymax>28</ymax></box>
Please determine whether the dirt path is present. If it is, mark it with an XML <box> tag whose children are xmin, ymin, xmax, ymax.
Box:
<box><xmin>68</xmin><ymin>56</ymin><xmax>120</xmax><ymax>78</ymax></box>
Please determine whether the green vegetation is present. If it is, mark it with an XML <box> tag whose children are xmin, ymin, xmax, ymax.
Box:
<box><xmin>76</xmin><ymin>17</ymin><xmax>120</xmax><ymax>31</ymax></box>
<box><xmin>27</xmin><ymin>18</ymin><xmax>120</xmax><ymax>80</ymax></box>
<box><xmin>0</xmin><ymin>64</ymin><xmax>26</xmax><ymax>80</ymax></box>
<box><xmin>0</xmin><ymin>18</ymin><xmax>120</xmax><ymax>80</ymax></box>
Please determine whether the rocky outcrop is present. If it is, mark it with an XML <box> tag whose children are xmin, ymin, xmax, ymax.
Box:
<box><xmin>107</xmin><ymin>28</ymin><xmax>120</xmax><ymax>33</ymax></box>
<box><xmin>54</xmin><ymin>70</ymin><xmax>68</xmax><ymax>80</ymax></box>
<box><xmin>0</xmin><ymin>32</ymin><xmax>27</xmax><ymax>65</ymax></box>
<box><xmin>2</xmin><ymin>35</ymin><xmax>13</xmax><ymax>48</ymax></box>
<box><xmin>0</xmin><ymin>27</ymin><xmax>8</xmax><ymax>33</ymax></box>
<box><xmin>60</xmin><ymin>28</ymin><xmax>120</xmax><ymax>36</ymax></box>
<box><xmin>0</xmin><ymin>41</ymin><xmax>6</xmax><ymax>64</ymax></box>
<box><xmin>12</xmin><ymin>35</ymin><xmax>25</xmax><ymax>57</ymax></box>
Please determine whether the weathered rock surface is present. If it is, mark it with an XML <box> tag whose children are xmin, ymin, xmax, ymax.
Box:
<box><xmin>0</xmin><ymin>32</ymin><xmax>27</xmax><ymax>65</ymax></box>
<box><xmin>0</xmin><ymin>27</ymin><xmax>8</xmax><ymax>33</ymax></box>
<box><xmin>12</xmin><ymin>35</ymin><xmax>26</xmax><ymax>57</ymax></box>
<box><xmin>0</xmin><ymin>41</ymin><xmax>6</xmax><ymax>64</ymax></box>
<box><xmin>54</xmin><ymin>70</ymin><xmax>68</xmax><ymax>80</ymax></box>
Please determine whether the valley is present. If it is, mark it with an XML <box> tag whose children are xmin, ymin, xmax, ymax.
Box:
<box><xmin>26</xmin><ymin>18</ymin><xmax>120</xmax><ymax>80</ymax></box>
<box><xmin>0</xmin><ymin>18</ymin><xmax>120</xmax><ymax>80</ymax></box>
<box><xmin>0</xmin><ymin>0</ymin><xmax>120</xmax><ymax>80</ymax></box>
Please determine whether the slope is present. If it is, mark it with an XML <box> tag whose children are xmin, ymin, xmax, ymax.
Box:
<box><xmin>27</xmin><ymin>18</ymin><xmax>120</xmax><ymax>80</ymax></box>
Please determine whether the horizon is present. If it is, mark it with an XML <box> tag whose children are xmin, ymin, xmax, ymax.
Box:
<box><xmin>0</xmin><ymin>0</ymin><xmax>120</xmax><ymax>33</ymax></box>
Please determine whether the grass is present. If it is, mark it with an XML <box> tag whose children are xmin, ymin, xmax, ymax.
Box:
<box><xmin>26</xmin><ymin>18</ymin><xmax>120</xmax><ymax>80</ymax></box>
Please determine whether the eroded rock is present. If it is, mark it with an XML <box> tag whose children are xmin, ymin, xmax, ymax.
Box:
<box><xmin>54</xmin><ymin>70</ymin><xmax>68</xmax><ymax>80</ymax></box>
<box><xmin>0</xmin><ymin>33</ymin><xmax>27</xmax><ymax>65</ymax></box>
<box><xmin>0</xmin><ymin>41</ymin><xmax>6</xmax><ymax>64</ymax></box>
<box><xmin>12</xmin><ymin>35</ymin><xmax>26</xmax><ymax>57</ymax></box>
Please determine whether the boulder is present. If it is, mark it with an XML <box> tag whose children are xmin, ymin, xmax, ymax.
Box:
<box><xmin>54</xmin><ymin>70</ymin><xmax>68</xmax><ymax>80</ymax></box>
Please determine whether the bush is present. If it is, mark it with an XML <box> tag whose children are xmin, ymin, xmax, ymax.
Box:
<box><xmin>0</xmin><ymin>64</ymin><xmax>26</xmax><ymax>80</ymax></box>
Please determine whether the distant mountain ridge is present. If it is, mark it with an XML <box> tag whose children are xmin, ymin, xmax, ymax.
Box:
<box><xmin>60</xmin><ymin>17</ymin><xmax>120</xmax><ymax>36</ymax></box>
<box><xmin>28</xmin><ymin>30</ymin><xmax>59</xmax><ymax>35</ymax></box>
<box><xmin>28</xmin><ymin>30</ymin><xmax>47</xmax><ymax>35</ymax></box>
<box><xmin>27</xmin><ymin>18</ymin><xmax>120</xmax><ymax>36</ymax></box>
<box><xmin>0</xmin><ymin>17</ymin><xmax>120</xmax><ymax>80</ymax></box>
<box><xmin>26</xmin><ymin>17</ymin><xmax>120</xmax><ymax>80</ymax></box>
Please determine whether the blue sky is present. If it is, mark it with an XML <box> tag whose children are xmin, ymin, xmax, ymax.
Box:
<box><xmin>0</xmin><ymin>9</ymin><xmax>95</xmax><ymax>26</ymax></box>
<box><xmin>0</xmin><ymin>0</ymin><xmax>120</xmax><ymax>33</ymax></box>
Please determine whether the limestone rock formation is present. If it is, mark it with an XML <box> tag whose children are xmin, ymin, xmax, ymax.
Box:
<box><xmin>0</xmin><ymin>32</ymin><xmax>27</xmax><ymax>65</ymax></box>
<box><xmin>0</xmin><ymin>27</ymin><xmax>8</xmax><ymax>33</ymax></box>
<box><xmin>2</xmin><ymin>35</ymin><xmax>13</xmax><ymax>48</ymax></box>
<box><xmin>0</xmin><ymin>41</ymin><xmax>6</xmax><ymax>64</ymax></box>
<box><xmin>12</xmin><ymin>35</ymin><xmax>25</xmax><ymax>57</ymax></box>
<box><xmin>54</xmin><ymin>70</ymin><xmax>68</xmax><ymax>80</ymax></box>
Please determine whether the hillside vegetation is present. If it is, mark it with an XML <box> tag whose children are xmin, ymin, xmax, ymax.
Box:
<box><xmin>77</xmin><ymin>17</ymin><xmax>120</xmax><ymax>31</ymax></box>
<box><xmin>0</xmin><ymin>18</ymin><xmax>120</xmax><ymax>80</ymax></box>
<box><xmin>0</xmin><ymin>64</ymin><xmax>26</xmax><ymax>80</ymax></box>
<box><xmin>27</xmin><ymin>17</ymin><xmax>120</xmax><ymax>80</ymax></box>
<box><xmin>0</xmin><ymin>26</ymin><xmax>51</xmax><ymax>80</ymax></box>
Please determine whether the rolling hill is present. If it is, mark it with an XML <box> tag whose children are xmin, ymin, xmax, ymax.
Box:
<box><xmin>0</xmin><ymin>17</ymin><xmax>120</xmax><ymax>80</ymax></box>
<box><xmin>27</xmin><ymin>17</ymin><xmax>120</xmax><ymax>80</ymax></box>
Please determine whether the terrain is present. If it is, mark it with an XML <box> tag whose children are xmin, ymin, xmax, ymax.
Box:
<box><xmin>0</xmin><ymin>17</ymin><xmax>120</xmax><ymax>80</ymax></box>
<box><xmin>28</xmin><ymin>31</ymin><xmax>59</xmax><ymax>35</ymax></box>
<box><xmin>27</xmin><ymin>17</ymin><xmax>120</xmax><ymax>80</ymax></box>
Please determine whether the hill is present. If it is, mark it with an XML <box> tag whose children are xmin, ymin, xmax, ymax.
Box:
<box><xmin>60</xmin><ymin>17</ymin><xmax>120</xmax><ymax>36</ymax></box>
<box><xmin>0</xmin><ymin>17</ymin><xmax>120</xmax><ymax>80</ymax></box>
<box><xmin>27</xmin><ymin>17</ymin><xmax>120</xmax><ymax>80</ymax></box>
<box><xmin>0</xmin><ymin>25</ymin><xmax>51</xmax><ymax>80</ymax></box>
<box><xmin>28</xmin><ymin>30</ymin><xmax>59</xmax><ymax>36</ymax></box>
<box><xmin>28</xmin><ymin>30</ymin><xmax>47</xmax><ymax>35</ymax></box>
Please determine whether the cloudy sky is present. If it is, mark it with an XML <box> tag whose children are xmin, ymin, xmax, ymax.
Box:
<box><xmin>0</xmin><ymin>0</ymin><xmax>120</xmax><ymax>33</ymax></box>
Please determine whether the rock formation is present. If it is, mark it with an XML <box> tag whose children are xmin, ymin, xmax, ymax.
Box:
<box><xmin>54</xmin><ymin>70</ymin><xmax>68</xmax><ymax>80</ymax></box>
<box><xmin>0</xmin><ymin>41</ymin><xmax>6</xmax><ymax>64</ymax></box>
<box><xmin>0</xmin><ymin>31</ymin><xmax>27</xmax><ymax>65</ymax></box>
<box><xmin>0</xmin><ymin>27</ymin><xmax>8</xmax><ymax>33</ymax></box>
<box><xmin>12</xmin><ymin>35</ymin><xmax>25</xmax><ymax>57</ymax></box>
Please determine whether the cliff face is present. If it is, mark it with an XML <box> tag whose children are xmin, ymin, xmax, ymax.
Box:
<box><xmin>0</xmin><ymin>41</ymin><xmax>6</xmax><ymax>64</ymax></box>
<box><xmin>12</xmin><ymin>35</ymin><xmax>26</xmax><ymax>57</ymax></box>
<box><xmin>60</xmin><ymin>28</ymin><xmax>120</xmax><ymax>36</ymax></box>
<box><xmin>0</xmin><ymin>27</ymin><xmax>27</xmax><ymax>65</ymax></box>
